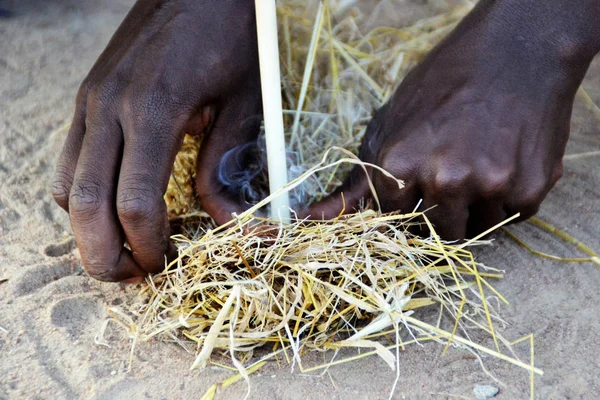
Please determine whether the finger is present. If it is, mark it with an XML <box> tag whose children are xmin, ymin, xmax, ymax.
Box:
<box><xmin>467</xmin><ymin>200</ymin><xmax>507</xmax><ymax>238</ymax></box>
<box><xmin>69</xmin><ymin>114</ymin><xmax>146</xmax><ymax>282</ymax></box>
<box><xmin>116</xmin><ymin>113</ymin><xmax>195</xmax><ymax>272</ymax></box>
<box><xmin>376</xmin><ymin>167</ymin><xmax>422</xmax><ymax>215</ymax></box>
<box><xmin>53</xmin><ymin>92</ymin><xmax>87</xmax><ymax>211</ymax></box>
<box><xmin>379</xmin><ymin>180</ymin><xmax>424</xmax><ymax>235</ymax></box>
<box><xmin>503</xmin><ymin>201</ymin><xmax>540</xmax><ymax>225</ymax></box>
<box><xmin>503</xmin><ymin>179</ymin><xmax>553</xmax><ymax>224</ymax></box>
<box><xmin>300</xmin><ymin>164</ymin><xmax>372</xmax><ymax>220</ymax></box>
<box><xmin>419</xmin><ymin>196</ymin><xmax>470</xmax><ymax>241</ymax></box>
<box><xmin>300</xmin><ymin>114</ymin><xmax>389</xmax><ymax>220</ymax></box>
<box><xmin>196</xmin><ymin>92</ymin><xmax>262</xmax><ymax>226</ymax></box>
<box><xmin>369</xmin><ymin>152</ymin><xmax>424</xmax><ymax>236</ymax></box>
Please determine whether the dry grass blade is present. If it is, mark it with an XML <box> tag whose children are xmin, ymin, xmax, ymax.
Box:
<box><xmin>503</xmin><ymin>217</ymin><xmax>600</xmax><ymax>266</ymax></box>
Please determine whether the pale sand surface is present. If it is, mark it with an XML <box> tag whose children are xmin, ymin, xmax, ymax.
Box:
<box><xmin>1</xmin><ymin>1</ymin><xmax>599</xmax><ymax>399</ymax></box>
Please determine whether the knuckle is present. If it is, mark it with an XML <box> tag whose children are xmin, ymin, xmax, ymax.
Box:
<box><xmin>479</xmin><ymin>170</ymin><xmax>513</xmax><ymax>199</ymax></box>
<box><xmin>86</xmin><ymin>79</ymin><xmax>123</xmax><ymax>112</ymax></box>
<box><xmin>378</xmin><ymin>152</ymin><xmax>398</xmax><ymax>173</ymax></box>
<box><xmin>122</xmin><ymin>87</ymin><xmax>169</xmax><ymax>124</ymax></box>
<box><xmin>433</xmin><ymin>165</ymin><xmax>471</xmax><ymax>195</ymax></box>
<box><xmin>78</xmin><ymin>77</ymin><xmax>93</xmax><ymax>99</ymax></box>
<box><xmin>87</xmin><ymin>85</ymin><xmax>114</xmax><ymax>109</ymax></box>
<box><xmin>117</xmin><ymin>181</ymin><xmax>162</xmax><ymax>225</ymax></box>
<box><xmin>378</xmin><ymin>149</ymin><xmax>412</xmax><ymax>179</ymax></box>
<box><xmin>52</xmin><ymin>168</ymin><xmax>73</xmax><ymax>208</ymax></box>
<box><xmin>69</xmin><ymin>178</ymin><xmax>106</xmax><ymax>219</ymax></box>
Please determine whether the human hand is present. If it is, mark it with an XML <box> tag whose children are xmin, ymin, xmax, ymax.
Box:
<box><xmin>306</xmin><ymin>0</ymin><xmax>599</xmax><ymax>240</ymax></box>
<box><xmin>53</xmin><ymin>0</ymin><xmax>261</xmax><ymax>282</ymax></box>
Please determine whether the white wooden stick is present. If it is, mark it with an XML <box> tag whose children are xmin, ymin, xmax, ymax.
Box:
<box><xmin>254</xmin><ymin>0</ymin><xmax>291</xmax><ymax>222</ymax></box>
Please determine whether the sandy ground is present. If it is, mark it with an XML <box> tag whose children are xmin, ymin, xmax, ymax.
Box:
<box><xmin>1</xmin><ymin>1</ymin><xmax>599</xmax><ymax>399</ymax></box>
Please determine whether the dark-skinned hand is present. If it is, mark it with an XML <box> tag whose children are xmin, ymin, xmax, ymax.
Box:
<box><xmin>53</xmin><ymin>0</ymin><xmax>261</xmax><ymax>282</ymax></box>
<box><xmin>306</xmin><ymin>0</ymin><xmax>600</xmax><ymax>240</ymax></box>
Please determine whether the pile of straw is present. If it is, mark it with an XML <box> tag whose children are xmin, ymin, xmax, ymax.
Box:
<box><xmin>107</xmin><ymin>1</ymin><xmax>546</xmax><ymax>398</ymax></box>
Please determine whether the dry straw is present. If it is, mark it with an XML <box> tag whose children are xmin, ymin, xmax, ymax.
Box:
<box><xmin>101</xmin><ymin>1</ymin><xmax>569</xmax><ymax>399</ymax></box>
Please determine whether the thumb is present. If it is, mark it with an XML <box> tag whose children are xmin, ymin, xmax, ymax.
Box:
<box><xmin>196</xmin><ymin>92</ymin><xmax>263</xmax><ymax>226</ymax></box>
<box><xmin>299</xmin><ymin>163</ymin><xmax>372</xmax><ymax>220</ymax></box>
<box><xmin>301</xmin><ymin>107</ymin><xmax>390</xmax><ymax>220</ymax></box>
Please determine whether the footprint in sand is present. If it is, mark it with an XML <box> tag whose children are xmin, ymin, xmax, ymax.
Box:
<box><xmin>11</xmin><ymin>260</ymin><xmax>79</xmax><ymax>297</ymax></box>
<box><xmin>0</xmin><ymin>206</ymin><xmax>20</xmax><ymax>228</ymax></box>
<box><xmin>96</xmin><ymin>379</ymin><xmax>165</xmax><ymax>400</ymax></box>
<box><xmin>50</xmin><ymin>296</ymin><xmax>103</xmax><ymax>338</ymax></box>
<box><xmin>42</xmin><ymin>237</ymin><xmax>76</xmax><ymax>258</ymax></box>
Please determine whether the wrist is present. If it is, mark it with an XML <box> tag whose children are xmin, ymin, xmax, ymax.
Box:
<box><xmin>497</xmin><ymin>1</ymin><xmax>599</xmax><ymax>63</ymax></box>
<box><xmin>443</xmin><ymin>0</ymin><xmax>600</xmax><ymax>87</ymax></box>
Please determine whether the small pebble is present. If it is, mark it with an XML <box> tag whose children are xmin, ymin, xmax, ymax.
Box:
<box><xmin>473</xmin><ymin>385</ymin><xmax>499</xmax><ymax>400</ymax></box>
